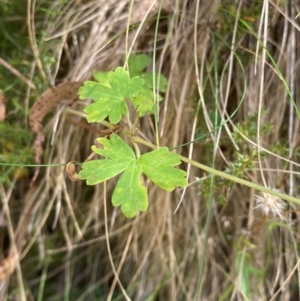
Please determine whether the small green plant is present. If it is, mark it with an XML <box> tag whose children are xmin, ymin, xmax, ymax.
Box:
<box><xmin>77</xmin><ymin>54</ymin><xmax>300</xmax><ymax>218</ymax></box>
<box><xmin>78</xmin><ymin>55</ymin><xmax>187</xmax><ymax>218</ymax></box>
<box><xmin>79</xmin><ymin>134</ymin><xmax>187</xmax><ymax>218</ymax></box>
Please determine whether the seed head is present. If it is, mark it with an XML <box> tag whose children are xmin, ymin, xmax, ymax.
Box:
<box><xmin>254</xmin><ymin>191</ymin><xmax>285</xmax><ymax>219</ymax></box>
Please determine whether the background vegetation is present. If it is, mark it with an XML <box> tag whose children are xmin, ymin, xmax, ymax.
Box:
<box><xmin>0</xmin><ymin>0</ymin><xmax>300</xmax><ymax>300</ymax></box>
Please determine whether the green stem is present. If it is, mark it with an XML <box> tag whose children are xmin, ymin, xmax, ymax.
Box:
<box><xmin>132</xmin><ymin>135</ymin><xmax>300</xmax><ymax>205</ymax></box>
<box><xmin>133</xmin><ymin>142</ymin><xmax>141</xmax><ymax>159</ymax></box>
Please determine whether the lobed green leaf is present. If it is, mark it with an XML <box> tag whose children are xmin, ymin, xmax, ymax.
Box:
<box><xmin>79</xmin><ymin>159</ymin><xmax>129</xmax><ymax>185</ymax></box>
<box><xmin>128</xmin><ymin>54</ymin><xmax>151</xmax><ymax>76</ymax></box>
<box><xmin>112</xmin><ymin>161</ymin><xmax>148</xmax><ymax>218</ymax></box>
<box><xmin>79</xmin><ymin>67</ymin><xmax>144</xmax><ymax>123</ymax></box>
<box><xmin>92</xmin><ymin>71</ymin><xmax>110</xmax><ymax>87</ymax></box>
<box><xmin>92</xmin><ymin>135</ymin><xmax>136</xmax><ymax>161</ymax></box>
<box><xmin>79</xmin><ymin>135</ymin><xmax>187</xmax><ymax>217</ymax></box>
<box><xmin>142</xmin><ymin>72</ymin><xmax>168</xmax><ymax>93</ymax></box>
<box><xmin>139</xmin><ymin>148</ymin><xmax>187</xmax><ymax>191</ymax></box>
<box><xmin>79</xmin><ymin>135</ymin><xmax>135</xmax><ymax>185</ymax></box>
<box><xmin>131</xmin><ymin>88</ymin><xmax>157</xmax><ymax>116</ymax></box>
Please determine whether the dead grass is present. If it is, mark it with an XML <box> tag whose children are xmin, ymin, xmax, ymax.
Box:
<box><xmin>1</xmin><ymin>0</ymin><xmax>300</xmax><ymax>300</ymax></box>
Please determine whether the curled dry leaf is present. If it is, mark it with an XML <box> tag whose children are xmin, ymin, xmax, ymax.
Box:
<box><xmin>0</xmin><ymin>253</ymin><xmax>18</xmax><ymax>281</ymax></box>
<box><xmin>0</xmin><ymin>89</ymin><xmax>5</xmax><ymax>122</ymax></box>
<box><xmin>66</xmin><ymin>161</ymin><xmax>81</xmax><ymax>181</ymax></box>
<box><xmin>29</xmin><ymin>81</ymin><xmax>83</xmax><ymax>186</ymax></box>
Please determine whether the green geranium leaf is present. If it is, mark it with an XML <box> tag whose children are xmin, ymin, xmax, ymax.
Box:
<box><xmin>128</xmin><ymin>54</ymin><xmax>151</xmax><ymax>76</ymax></box>
<box><xmin>131</xmin><ymin>88</ymin><xmax>158</xmax><ymax>116</ymax></box>
<box><xmin>78</xmin><ymin>159</ymin><xmax>128</xmax><ymax>185</ymax></box>
<box><xmin>79</xmin><ymin>135</ymin><xmax>187</xmax><ymax>218</ymax></box>
<box><xmin>91</xmin><ymin>134</ymin><xmax>136</xmax><ymax>160</ymax></box>
<box><xmin>142</xmin><ymin>72</ymin><xmax>168</xmax><ymax>93</ymax></box>
<box><xmin>112</xmin><ymin>161</ymin><xmax>148</xmax><ymax>218</ymax></box>
<box><xmin>92</xmin><ymin>71</ymin><xmax>110</xmax><ymax>87</ymax></box>
<box><xmin>127</xmin><ymin>55</ymin><xmax>167</xmax><ymax>115</ymax></box>
<box><xmin>79</xmin><ymin>135</ymin><xmax>135</xmax><ymax>185</ymax></box>
<box><xmin>127</xmin><ymin>54</ymin><xmax>168</xmax><ymax>92</ymax></box>
<box><xmin>78</xmin><ymin>67</ymin><xmax>144</xmax><ymax>123</ymax></box>
<box><xmin>139</xmin><ymin>147</ymin><xmax>187</xmax><ymax>191</ymax></box>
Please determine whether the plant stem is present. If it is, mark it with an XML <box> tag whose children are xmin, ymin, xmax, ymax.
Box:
<box><xmin>132</xmin><ymin>135</ymin><xmax>300</xmax><ymax>205</ymax></box>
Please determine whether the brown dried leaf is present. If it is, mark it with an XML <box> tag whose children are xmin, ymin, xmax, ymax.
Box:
<box><xmin>0</xmin><ymin>90</ymin><xmax>6</xmax><ymax>122</ymax></box>
<box><xmin>29</xmin><ymin>82</ymin><xmax>83</xmax><ymax>185</ymax></box>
